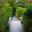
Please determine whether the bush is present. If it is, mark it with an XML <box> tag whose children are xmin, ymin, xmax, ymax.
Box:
<box><xmin>16</xmin><ymin>7</ymin><xmax>26</xmax><ymax>17</ymax></box>
<box><xmin>0</xmin><ymin>3</ymin><xmax>13</xmax><ymax>32</ymax></box>
<box><xmin>23</xmin><ymin>4</ymin><xmax>32</xmax><ymax>32</ymax></box>
<box><xmin>24</xmin><ymin>4</ymin><xmax>32</xmax><ymax>18</ymax></box>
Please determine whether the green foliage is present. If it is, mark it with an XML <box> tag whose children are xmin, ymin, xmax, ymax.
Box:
<box><xmin>16</xmin><ymin>7</ymin><xmax>26</xmax><ymax>17</ymax></box>
<box><xmin>23</xmin><ymin>3</ymin><xmax>32</xmax><ymax>32</ymax></box>
<box><xmin>0</xmin><ymin>3</ymin><xmax>13</xmax><ymax>32</ymax></box>
<box><xmin>0</xmin><ymin>0</ymin><xmax>32</xmax><ymax>32</ymax></box>
<box><xmin>24</xmin><ymin>3</ymin><xmax>32</xmax><ymax>18</ymax></box>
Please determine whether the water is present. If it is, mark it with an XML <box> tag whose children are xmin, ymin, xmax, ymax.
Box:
<box><xmin>8</xmin><ymin>16</ymin><xmax>24</xmax><ymax>32</ymax></box>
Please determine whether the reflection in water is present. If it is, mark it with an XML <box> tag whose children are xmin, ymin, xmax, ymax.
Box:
<box><xmin>8</xmin><ymin>16</ymin><xmax>24</xmax><ymax>32</ymax></box>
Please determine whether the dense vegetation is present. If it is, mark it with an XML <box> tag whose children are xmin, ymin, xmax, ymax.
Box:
<box><xmin>0</xmin><ymin>0</ymin><xmax>32</xmax><ymax>32</ymax></box>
